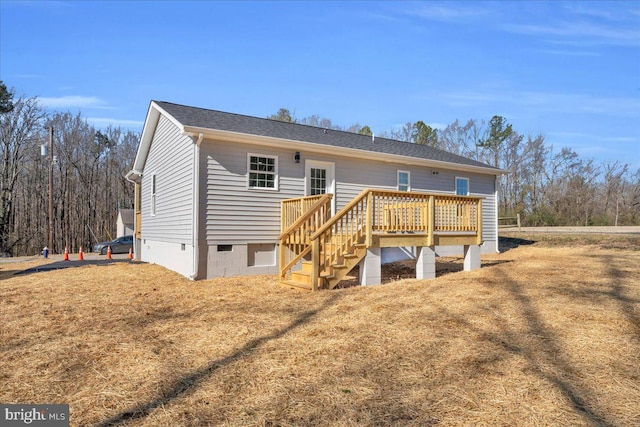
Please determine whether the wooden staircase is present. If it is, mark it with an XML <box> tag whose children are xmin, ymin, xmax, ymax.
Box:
<box><xmin>279</xmin><ymin>189</ymin><xmax>482</xmax><ymax>291</ymax></box>
<box><xmin>281</xmin><ymin>240</ymin><xmax>367</xmax><ymax>290</ymax></box>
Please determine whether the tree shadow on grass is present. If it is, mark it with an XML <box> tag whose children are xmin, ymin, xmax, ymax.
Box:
<box><xmin>435</xmin><ymin>258</ymin><xmax>512</xmax><ymax>277</ymax></box>
<box><xmin>546</xmin><ymin>253</ymin><xmax>640</xmax><ymax>342</ymax></box>
<box><xmin>336</xmin><ymin>258</ymin><xmax>513</xmax><ymax>288</ymax></box>
<box><xmin>498</xmin><ymin>235</ymin><xmax>536</xmax><ymax>253</ymax></box>
<box><xmin>500</xmin><ymin>273</ymin><xmax>612</xmax><ymax>426</ymax></box>
<box><xmin>430</xmin><ymin>265</ymin><xmax>616</xmax><ymax>426</ymax></box>
<box><xmin>94</xmin><ymin>293</ymin><xmax>342</xmax><ymax>427</ymax></box>
<box><xmin>606</xmin><ymin>264</ymin><xmax>640</xmax><ymax>340</ymax></box>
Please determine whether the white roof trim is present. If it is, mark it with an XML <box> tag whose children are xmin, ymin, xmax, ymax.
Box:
<box><xmin>130</xmin><ymin>102</ymin><xmax>506</xmax><ymax>177</ymax></box>
<box><xmin>183</xmin><ymin>125</ymin><xmax>505</xmax><ymax>175</ymax></box>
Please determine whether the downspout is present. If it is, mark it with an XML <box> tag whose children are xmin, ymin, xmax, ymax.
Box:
<box><xmin>125</xmin><ymin>169</ymin><xmax>142</xmax><ymax>183</ymax></box>
<box><xmin>125</xmin><ymin>170</ymin><xmax>142</xmax><ymax>260</ymax></box>
<box><xmin>495</xmin><ymin>175</ymin><xmax>500</xmax><ymax>253</ymax></box>
<box><xmin>190</xmin><ymin>133</ymin><xmax>204</xmax><ymax>279</ymax></box>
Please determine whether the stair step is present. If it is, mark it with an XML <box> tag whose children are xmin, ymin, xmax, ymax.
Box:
<box><xmin>343</xmin><ymin>253</ymin><xmax>358</xmax><ymax>259</ymax></box>
<box><xmin>280</xmin><ymin>280</ymin><xmax>312</xmax><ymax>291</ymax></box>
<box><xmin>332</xmin><ymin>264</ymin><xmax>348</xmax><ymax>269</ymax></box>
<box><xmin>291</xmin><ymin>270</ymin><xmax>311</xmax><ymax>285</ymax></box>
<box><xmin>300</xmin><ymin>260</ymin><xmax>313</xmax><ymax>273</ymax></box>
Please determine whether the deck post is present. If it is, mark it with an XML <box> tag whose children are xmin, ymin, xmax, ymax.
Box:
<box><xmin>476</xmin><ymin>199</ymin><xmax>483</xmax><ymax>245</ymax></box>
<box><xmin>365</xmin><ymin>191</ymin><xmax>373</xmax><ymax>247</ymax></box>
<box><xmin>427</xmin><ymin>195</ymin><xmax>435</xmax><ymax>246</ymax></box>
<box><xmin>311</xmin><ymin>238</ymin><xmax>320</xmax><ymax>291</ymax></box>
<box><xmin>416</xmin><ymin>246</ymin><xmax>436</xmax><ymax>280</ymax></box>
<box><xmin>463</xmin><ymin>244</ymin><xmax>481</xmax><ymax>271</ymax></box>
<box><xmin>359</xmin><ymin>247</ymin><xmax>381</xmax><ymax>286</ymax></box>
<box><xmin>278</xmin><ymin>242</ymin><xmax>285</xmax><ymax>279</ymax></box>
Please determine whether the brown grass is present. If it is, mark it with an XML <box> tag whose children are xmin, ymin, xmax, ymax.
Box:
<box><xmin>1</xmin><ymin>233</ymin><xmax>639</xmax><ymax>426</ymax></box>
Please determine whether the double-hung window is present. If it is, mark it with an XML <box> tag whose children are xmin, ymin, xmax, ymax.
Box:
<box><xmin>455</xmin><ymin>177</ymin><xmax>469</xmax><ymax>196</ymax></box>
<box><xmin>397</xmin><ymin>170</ymin><xmax>410</xmax><ymax>192</ymax></box>
<box><xmin>248</xmin><ymin>154</ymin><xmax>278</xmax><ymax>190</ymax></box>
<box><xmin>151</xmin><ymin>174</ymin><xmax>157</xmax><ymax>216</ymax></box>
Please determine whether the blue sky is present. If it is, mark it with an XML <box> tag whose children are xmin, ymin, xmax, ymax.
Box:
<box><xmin>1</xmin><ymin>1</ymin><xmax>639</xmax><ymax>168</ymax></box>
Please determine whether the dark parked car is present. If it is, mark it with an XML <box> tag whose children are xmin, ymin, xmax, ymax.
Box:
<box><xmin>93</xmin><ymin>235</ymin><xmax>133</xmax><ymax>255</ymax></box>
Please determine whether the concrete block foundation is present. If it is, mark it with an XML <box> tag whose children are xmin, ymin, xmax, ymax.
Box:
<box><xmin>416</xmin><ymin>246</ymin><xmax>436</xmax><ymax>279</ymax></box>
<box><xmin>359</xmin><ymin>247</ymin><xmax>382</xmax><ymax>286</ymax></box>
<box><xmin>463</xmin><ymin>244</ymin><xmax>481</xmax><ymax>271</ymax></box>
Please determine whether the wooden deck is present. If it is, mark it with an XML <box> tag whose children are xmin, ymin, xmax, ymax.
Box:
<box><xmin>279</xmin><ymin>189</ymin><xmax>483</xmax><ymax>290</ymax></box>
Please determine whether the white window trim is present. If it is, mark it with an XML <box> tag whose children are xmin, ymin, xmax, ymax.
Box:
<box><xmin>397</xmin><ymin>170</ymin><xmax>411</xmax><ymax>191</ymax></box>
<box><xmin>151</xmin><ymin>173</ymin><xmax>157</xmax><ymax>217</ymax></box>
<box><xmin>247</xmin><ymin>153</ymin><xmax>279</xmax><ymax>191</ymax></box>
<box><xmin>455</xmin><ymin>176</ymin><xmax>469</xmax><ymax>196</ymax></box>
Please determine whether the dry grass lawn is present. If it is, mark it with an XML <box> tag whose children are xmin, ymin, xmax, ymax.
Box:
<box><xmin>1</xmin><ymin>233</ymin><xmax>639</xmax><ymax>426</ymax></box>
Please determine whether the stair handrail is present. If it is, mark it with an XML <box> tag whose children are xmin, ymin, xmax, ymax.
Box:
<box><xmin>279</xmin><ymin>193</ymin><xmax>333</xmax><ymax>281</ymax></box>
<box><xmin>281</xmin><ymin>194</ymin><xmax>328</xmax><ymax>231</ymax></box>
<box><xmin>308</xmin><ymin>189</ymin><xmax>370</xmax><ymax>241</ymax></box>
<box><xmin>279</xmin><ymin>193</ymin><xmax>333</xmax><ymax>240</ymax></box>
<box><xmin>308</xmin><ymin>189</ymin><xmax>371</xmax><ymax>288</ymax></box>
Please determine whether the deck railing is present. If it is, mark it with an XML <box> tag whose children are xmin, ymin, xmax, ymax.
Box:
<box><xmin>281</xmin><ymin>194</ymin><xmax>329</xmax><ymax>231</ymax></box>
<box><xmin>279</xmin><ymin>194</ymin><xmax>333</xmax><ymax>282</ymax></box>
<box><xmin>434</xmin><ymin>195</ymin><xmax>480</xmax><ymax>232</ymax></box>
<box><xmin>280</xmin><ymin>189</ymin><xmax>482</xmax><ymax>289</ymax></box>
<box><xmin>310</xmin><ymin>190</ymin><xmax>371</xmax><ymax>284</ymax></box>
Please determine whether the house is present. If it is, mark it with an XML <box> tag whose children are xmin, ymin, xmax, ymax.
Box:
<box><xmin>126</xmin><ymin>101</ymin><xmax>504</xmax><ymax>289</ymax></box>
<box><xmin>116</xmin><ymin>209</ymin><xmax>134</xmax><ymax>237</ymax></box>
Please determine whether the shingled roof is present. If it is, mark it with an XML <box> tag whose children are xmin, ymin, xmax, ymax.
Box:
<box><xmin>154</xmin><ymin>101</ymin><xmax>501</xmax><ymax>173</ymax></box>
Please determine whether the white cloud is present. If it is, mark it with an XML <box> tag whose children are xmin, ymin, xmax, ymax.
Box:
<box><xmin>442</xmin><ymin>90</ymin><xmax>640</xmax><ymax>117</ymax></box>
<box><xmin>604</xmin><ymin>136</ymin><xmax>637</xmax><ymax>143</ymax></box>
<box><xmin>547</xmin><ymin>131</ymin><xmax>593</xmax><ymax>139</ymax></box>
<box><xmin>562</xmin><ymin>4</ymin><xmax>617</xmax><ymax>21</ymax></box>
<box><xmin>537</xmin><ymin>49</ymin><xmax>600</xmax><ymax>57</ymax></box>
<box><xmin>87</xmin><ymin>117</ymin><xmax>144</xmax><ymax>130</ymax></box>
<box><xmin>401</xmin><ymin>3</ymin><xmax>487</xmax><ymax>22</ymax></box>
<box><xmin>15</xmin><ymin>73</ymin><xmax>45</xmax><ymax>79</ymax></box>
<box><xmin>39</xmin><ymin>95</ymin><xmax>112</xmax><ymax>109</ymax></box>
<box><xmin>504</xmin><ymin>21</ymin><xmax>640</xmax><ymax>47</ymax></box>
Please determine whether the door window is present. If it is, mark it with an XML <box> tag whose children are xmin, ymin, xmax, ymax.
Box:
<box><xmin>310</xmin><ymin>167</ymin><xmax>327</xmax><ymax>195</ymax></box>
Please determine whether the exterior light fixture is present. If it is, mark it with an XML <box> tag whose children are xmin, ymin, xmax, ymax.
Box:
<box><xmin>294</xmin><ymin>151</ymin><xmax>300</xmax><ymax>163</ymax></box>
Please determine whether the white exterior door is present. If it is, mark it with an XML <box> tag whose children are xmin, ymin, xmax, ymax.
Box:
<box><xmin>305</xmin><ymin>160</ymin><xmax>335</xmax><ymax>214</ymax></box>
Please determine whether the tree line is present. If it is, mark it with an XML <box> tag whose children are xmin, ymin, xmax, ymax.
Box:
<box><xmin>1</xmin><ymin>82</ymin><xmax>137</xmax><ymax>256</ymax></box>
<box><xmin>1</xmin><ymin>85</ymin><xmax>638</xmax><ymax>256</ymax></box>
<box><xmin>270</xmin><ymin>108</ymin><xmax>640</xmax><ymax>227</ymax></box>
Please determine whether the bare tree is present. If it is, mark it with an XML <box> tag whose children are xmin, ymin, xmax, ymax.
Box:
<box><xmin>0</xmin><ymin>96</ymin><xmax>45</xmax><ymax>255</ymax></box>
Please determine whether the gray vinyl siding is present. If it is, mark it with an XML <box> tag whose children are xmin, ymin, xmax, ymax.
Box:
<box><xmin>204</xmin><ymin>139</ymin><xmax>301</xmax><ymax>244</ymax></box>
<box><xmin>203</xmin><ymin>138</ymin><xmax>497</xmax><ymax>245</ymax></box>
<box><xmin>141</xmin><ymin>115</ymin><xmax>194</xmax><ymax>243</ymax></box>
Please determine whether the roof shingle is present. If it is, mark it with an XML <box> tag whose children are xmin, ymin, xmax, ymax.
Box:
<box><xmin>155</xmin><ymin>101</ymin><xmax>500</xmax><ymax>172</ymax></box>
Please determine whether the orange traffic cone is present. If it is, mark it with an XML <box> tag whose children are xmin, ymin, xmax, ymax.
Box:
<box><xmin>128</xmin><ymin>248</ymin><xmax>133</xmax><ymax>260</ymax></box>
<box><xmin>106</xmin><ymin>246</ymin><xmax>112</xmax><ymax>260</ymax></box>
<box><xmin>63</xmin><ymin>246</ymin><xmax>69</xmax><ymax>261</ymax></box>
<box><xmin>78</xmin><ymin>246</ymin><xmax>84</xmax><ymax>261</ymax></box>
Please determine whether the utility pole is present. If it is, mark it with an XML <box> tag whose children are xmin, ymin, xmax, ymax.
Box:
<box><xmin>48</xmin><ymin>126</ymin><xmax>54</xmax><ymax>253</ymax></box>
